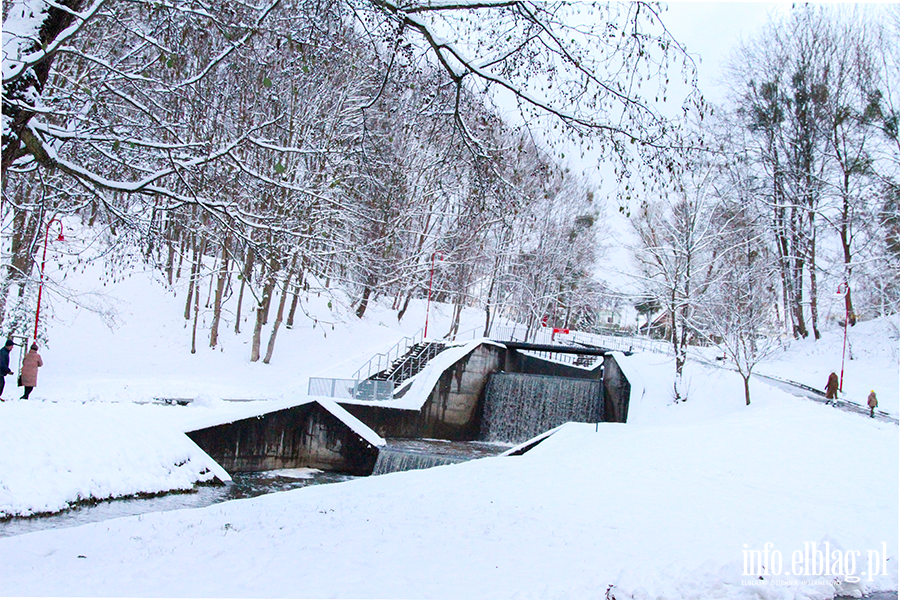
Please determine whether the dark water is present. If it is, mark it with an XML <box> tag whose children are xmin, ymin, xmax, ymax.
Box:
<box><xmin>837</xmin><ymin>594</ymin><xmax>898</xmax><ymax>600</ymax></box>
<box><xmin>1</xmin><ymin>440</ymin><xmax>508</xmax><ymax>538</ymax></box>
<box><xmin>0</xmin><ymin>469</ymin><xmax>357</xmax><ymax>538</ymax></box>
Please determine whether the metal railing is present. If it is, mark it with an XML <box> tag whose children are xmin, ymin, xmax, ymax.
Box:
<box><xmin>308</xmin><ymin>377</ymin><xmax>395</xmax><ymax>402</ymax></box>
<box><xmin>381</xmin><ymin>341</ymin><xmax>446</xmax><ymax>383</ymax></box>
<box><xmin>352</xmin><ymin>327</ymin><xmax>425</xmax><ymax>382</ymax></box>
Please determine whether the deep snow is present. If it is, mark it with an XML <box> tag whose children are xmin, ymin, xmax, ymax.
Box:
<box><xmin>0</xmin><ymin>252</ymin><xmax>897</xmax><ymax>599</ymax></box>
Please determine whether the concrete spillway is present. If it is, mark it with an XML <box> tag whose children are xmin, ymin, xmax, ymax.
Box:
<box><xmin>480</xmin><ymin>372</ymin><xmax>603</xmax><ymax>444</ymax></box>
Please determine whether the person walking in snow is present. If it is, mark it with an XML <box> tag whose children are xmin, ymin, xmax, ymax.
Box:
<box><xmin>867</xmin><ymin>390</ymin><xmax>878</xmax><ymax>418</ymax></box>
<box><xmin>825</xmin><ymin>372</ymin><xmax>839</xmax><ymax>403</ymax></box>
<box><xmin>0</xmin><ymin>338</ymin><xmax>14</xmax><ymax>401</ymax></box>
<box><xmin>20</xmin><ymin>343</ymin><xmax>43</xmax><ymax>400</ymax></box>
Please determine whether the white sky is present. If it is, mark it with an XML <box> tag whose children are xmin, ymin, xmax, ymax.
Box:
<box><xmin>660</xmin><ymin>2</ymin><xmax>788</xmax><ymax>103</ymax></box>
<box><xmin>588</xmin><ymin>0</ymin><xmax>888</xmax><ymax>290</ymax></box>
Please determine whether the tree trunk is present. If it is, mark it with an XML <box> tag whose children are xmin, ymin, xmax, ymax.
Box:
<box><xmin>790</xmin><ymin>223</ymin><xmax>808</xmax><ymax>339</ymax></box>
<box><xmin>2</xmin><ymin>0</ymin><xmax>87</xmax><ymax>177</ymax></box>
<box><xmin>743</xmin><ymin>374</ymin><xmax>751</xmax><ymax>406</ymax></box>
<box><xmin>839</xmin><ymin>181</ymin><xmax>856</xmax><ymax>326</ymax></box>
<box><xmin>205</xmin><ymin>251</ymin><xmax>218</xmax><ymax>308</ymax></box>
<box><xmin>184</xmin><ymin>233</ymin><xmax>199</xmax><ymax>321</ymax></box>
<box><xmin>166</xmin><ymin>236</ymin><xmax>176</xmax><ymax>286</ymax></box>
<box><xmin>176</xmin><ymin>232</ymin><xmax>188</xmax><ymax>282</ymax></box>
<box><xmin>397</xmin><ymin>293</ymin><xmax>412</xmax><ymax>323</ymax></box>
<box><xmin>250</xmin><ymin>257</ymin><xmax>278</xmax><ymax>362</ymax></box>
<box><xmin>483</xmin><ymin>255</ymin><xmax>501</xmax><ymax>337</ymax></box>
<box><xmin>286</xmin><ymin>281</ymin><xmax>301</xmax><ymax>328</ymax></box>
<box><xmin>671</xmin><ymin>289</ymin><xmax>685</xmax><ymax>402</ymax></box>
<box><xmin>234</xmin><ymin>246</ymin><xmax>255</xmax><ymax>335</ymax></box>
<box><xmin>209</xmin><ymin>237</ymin><xmax>231</xmax><ymax>348</ymax></box>
<box><xmin>356</xmin><ymin>274</ymin><xmax>375</xmax><ymax>319</ymax></box>
<box><xmin>808</xmin><ymin>217</ymin><xmax>820</xmax><ymax>340</ymax></box>
<box><xmin>191</xmin><ymin>265</ymin><xmax>201</xmax><ymax>354</ymax></box>
<box><xmin>263</xmin><ymin>256</ymin><xmax>296</xmax><ymax>364</ymax></box>
<box><xmin>447</xmin><ymin>297</ymin><xmax>462</xmax><ymax>339</ymax></box>
<box><xmin>1</xmin><ymin>202</ymin><xmax>37</xmax><ymax>327</ymax></box>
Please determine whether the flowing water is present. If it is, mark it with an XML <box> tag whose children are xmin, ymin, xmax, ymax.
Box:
<box><xmin>0</xmin><ymin>469</ymin><xmax>356</xmax><ymax>538</ymax></box>
<box><xmin>481</xmin><ymin>372</ymin><xmax>602</xmax><ymax>444</ymax></box>
<box><xmin>372</xmin><ymin>438</ymin><xmax>509</xmax><ymax>475</ymax></box>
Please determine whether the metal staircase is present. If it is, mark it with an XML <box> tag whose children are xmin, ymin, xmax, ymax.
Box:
<box><xmin>369</xmin><ymin>341</ymin><xmax>447</xmax><ymax>384</ymax></box>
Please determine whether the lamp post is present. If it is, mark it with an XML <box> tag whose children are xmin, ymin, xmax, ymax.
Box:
<box><xmin>424</xmin><ymin>251</ymin><xmax>443</xmax><ymax>339</ymax></box>
<box><xmin>837</xmin><ymin>282</ymin><xmax>849</xmax><ymax>392</ymax></box>
<box><xmin>34</xmin><ymin>218</ymin><xmax>64</xmax><ymax>341</ymax></box>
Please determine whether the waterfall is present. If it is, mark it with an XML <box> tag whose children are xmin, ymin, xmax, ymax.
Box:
<box><xmin>372</xmin><ymin>449</ymin><xmax>461</xmax><ymax>475</ymax></box>
<box><xmin>371</xmin><ymin>439</ymin><xmax>507</xmax><ymax>476</ymax></box>
<box><xmin>480</xmin><ymin>373</ymin><xmax>602</xmax><ymax>444</ymax></box>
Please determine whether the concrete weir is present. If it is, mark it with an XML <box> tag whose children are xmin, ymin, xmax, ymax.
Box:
<box><xmin>186</xmin><ymin>400</ymin><xmax>382</xmax><ymax>476</ymax></box>
<box><xmin>340</xmin><ymin>342</ymin><xmax>633</xmax><ymax>444</ymax></box>
<box><xmin>187</xmin><ymin>342</ymin><xmax>633</xmax><ymax>478</ymax></box>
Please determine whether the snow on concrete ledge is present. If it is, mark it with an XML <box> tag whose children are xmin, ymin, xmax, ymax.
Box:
<box><xmin>315</xmin><ymin>398</ymin><xmax>386</xmax><ymax>448</ymax></box>
<box><xmin>183</xmin><ymin>395</ymin><xmax>386</xmax><ymax>449</ymax></box>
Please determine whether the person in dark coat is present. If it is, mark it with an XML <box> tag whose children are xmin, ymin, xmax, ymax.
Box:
<box><xmin>20</xmin><ymin>343</ymin><xmax>43</xmax><ymax>400</ymax></box>
<box><xmin>0</xmin><ymin>339</ymin><xmax>14</xmax><ymax>401</ymax></box>
<box><xmin>825</xmin><ymin>372</ymin><xmax>839</xmax><ymax>403</ymax></box>
<box><xmin>868</xmin><ymin>390</ymin><xmax>878</xmax><ymax>418</ymax></box>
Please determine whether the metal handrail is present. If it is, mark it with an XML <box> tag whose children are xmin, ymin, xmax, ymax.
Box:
<box><xmin>352</xmin><ymin>326</ymin><xmax>425</xmax><ymax>381</ymax></box>
<box><xmin>384</xmin><ymin>341</ymin><xmax>446</xmax><ymax>383</ymax></box>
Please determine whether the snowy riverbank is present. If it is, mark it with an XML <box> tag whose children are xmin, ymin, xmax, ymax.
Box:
<box><xmin>0</xmin><ymin>268</ymin><xmax>896</xmax><ymax>599</ymax></box>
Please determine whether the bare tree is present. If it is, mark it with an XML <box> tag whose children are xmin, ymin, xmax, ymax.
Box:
<box><xmin>631</xmin><ymin>159</ymin><xmax>720</xmax><ymax>402</ymax></box>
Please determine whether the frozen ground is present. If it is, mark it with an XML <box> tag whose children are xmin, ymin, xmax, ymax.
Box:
<box><xmin>0</xmin><ymin>255</ymin><xmax>896</xmax><ymax>599</ymax></box>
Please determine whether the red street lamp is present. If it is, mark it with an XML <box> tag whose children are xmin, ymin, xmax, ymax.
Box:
<box><xmin>837</xmin><ymin>282</ymin><xmax>849</xmax><ymax>392</ymax></box>
<box><xmin>424</xmin><ymin>251</ymin><xmax>443</xmax><ymax>339</ymax></box>
<box><xmin>34</xmin><ymin>218</ymin><xmax>64</xmax><ymax>341</ymax></box>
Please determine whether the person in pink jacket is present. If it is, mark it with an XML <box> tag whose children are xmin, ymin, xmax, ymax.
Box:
<box><xmin>20</xmin><ymin>343</ymin><xmax>43</xmax><ymax>400</ymax></box>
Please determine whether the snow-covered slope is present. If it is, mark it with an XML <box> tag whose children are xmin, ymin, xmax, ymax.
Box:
<box><xmin>0</xmin><ymin>382</ymin><xmax>895</xmax><ymax>599</ymax></box>
<box><xmin>0</xmin><ymin>250</ymin><xmax>896</xmax><ymax>599</ymax></box>
<box><xmin>755</xmin><ymin>315</ymin><xmax>899</xmax><ymax>416</ymax></box>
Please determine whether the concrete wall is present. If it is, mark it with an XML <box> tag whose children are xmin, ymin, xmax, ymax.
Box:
<box><xmin>341</xmin><ymin>343</ymin><xmax>505</xmax><ymax>441</ymax></box>
<box><xmin>419</xmin><ymin>343</ymin><xmax>505</xmax><ymax>440</ymax></box>
<box><xmin>187</xmin><ymin>402</ymin><xmax>380</xmax><ymax>475</ymax></box>
<box><xmin>602</xmin><ymin>354</ymin><xmax>631</xmax><ymax>423</ymax></box>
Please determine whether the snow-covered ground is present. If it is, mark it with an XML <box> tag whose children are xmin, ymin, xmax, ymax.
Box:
<box><xmin>0</xmin><ymin>259</ymin><xmax>897</xmax><ymax>599</ymax></box>
<box><xmin>754</xmin><ymin>315</ymin><xmax>900</xmax><ymax>417</ymax></box>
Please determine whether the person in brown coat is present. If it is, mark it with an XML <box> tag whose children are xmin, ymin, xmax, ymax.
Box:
<box><xmin>20</xmin><ymin>343</ymin><xmax>43</xmax><ymax>400</ymax></box>
<box><xmin>825</xmin><ymin>372</ymin><xmax>839</xmax><ymax>403</ymax></box>
<box><xmin>868</xmin><ymin>390</ymin><xmax>878</xmax><ymax>418</ymax></box>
